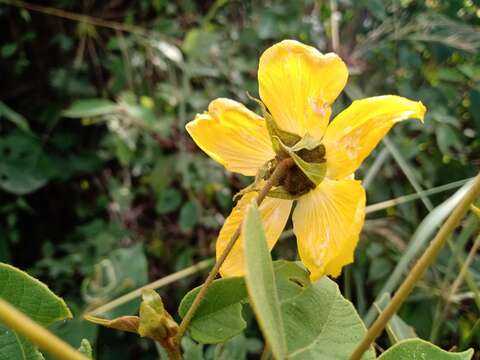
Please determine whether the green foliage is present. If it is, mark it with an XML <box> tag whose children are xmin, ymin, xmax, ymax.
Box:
<box><xmin>62</xmin><ymin>99</ymin><xmax>118</xmax><ymax>118</ymax></box>
<box><xmin>374</xmin><ymin>293</ymin><xmax>417</xmax><ymax>344</ymax></box>
<box><xmin>0</xmin><ymin>263</ymin><xmax>72</xmax><ymax>360</ymax></box>
<box><xmin>1</xmin><ymin>0</ymin><xmax>479</xmax><ymax>357</ymax></box>
<box><xmin>243</xmin><ymin>202</ymin><xmax>287</xmax><ymax>359</ymax></box>
<box><xmin>178</xmin><ymin>277</ymin><xmax>247</xmax><ymax>344</ymax></box>
<box><xmin>377</xmin><ymin>339</ymin><xmax>474</xmax><ymax>360</ymax></box>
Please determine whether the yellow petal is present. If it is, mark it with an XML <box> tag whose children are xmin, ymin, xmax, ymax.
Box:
<box><xmin>292</xmin><ymin>178</ymin><xmax>366</xmax><ymax>280</ymax></box>
<box><xmin>186</xmin><ymin>98</ymin><xmax>275</xmax><ymax>176</ymax></box>
<box><xmin>323</xmin><ymin>95</ymin><xmax>426</xmax><ymax>179</ymax></box>
<box><xmin>258</xmin><ymin>40</ymin><xmax>348</xmax><ymax>139</ymax></box>
<box><xmin>217</xmin><ymin>192</ymin><xmax>293</xmax><ymax>277</ymax></box>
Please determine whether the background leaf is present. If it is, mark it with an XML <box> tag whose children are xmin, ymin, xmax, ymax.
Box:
<box><xmin>377</xmin><ymin>338</ymin><xmax>474</xmax><ymax>359</ymax></box>
<box><xmin>62</xmin><ymin>99</ymin><xmax>118</xmax><ymax>118</ymax></box>
<box><xmin>0</xmin><ymin>263</ymin><xmax>72</xmax><ymax>360</ymax></box>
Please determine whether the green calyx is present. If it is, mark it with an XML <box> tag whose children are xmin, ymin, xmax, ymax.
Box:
<box><xmin>247</xmin><ymin>96</ymin><xmax>327</xmax><ymax>199</ymax></box>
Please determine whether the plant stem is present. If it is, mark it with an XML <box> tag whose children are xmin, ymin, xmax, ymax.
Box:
<box><xmin>442</xmin><ymin>233</ymin><xmax>480</xmax><ymax>318</ymax></box>
<box><xmin>1</xmin><ymin>0</ymin><xmax>148</xmax><ymax>35</ymax></box>
<box><xmin>175</xmin><ymin>158</ymin><xmax>294</xmax><ymax>343</ymax></box>
<box><xmin>329</xmin><ymin>0</ymin><xmax>340</xmax><ymax>53</ymax></box>
<box><xmin>85</xmin><ymin>258</ymin><xmax>213</xmax><ymax>316</ymax></box>
<box><xmin>0</xmin><ymin>298</ymin><xmax>89</xmax><ymax>360</ymax></box>
<box><xmin>349</xmin><ymin>172</ymin><xmax>480</xmax><ymax>360</ymax></box>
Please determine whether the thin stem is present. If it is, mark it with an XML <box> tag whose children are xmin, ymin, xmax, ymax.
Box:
<box><xmin>1</xmin><ymin>0</ymin><xmax>148</xmax><ymax>36</ymax></box>
<box><xmin>329</xmin><ymin>0</ymin><xmax>340</xmax><ymax>53</ymax></box>
<box><xmin>383</xmin><ymin>136</ymin><xmax>434</xmax><ymax>211</ymax></box>
<box><xmin>0</xmin><ymin>298</ymin><xmax>89</xmax><ymax>360</ymax></box>
<box><xmin>85</xmin><ymin>258</ymin><xmax>213</xmax><ymax>316</ymax></box>
<box><xmin>175</xmin><ymin>158</ymin><xmax>294</xmax><ymax>343</ymax></box>
<box><xmin>442</xmin><ymin>233</ymin><xmax>480</xmax><ymax>318</ymax></box>
<box><xmin>349</xmin><ymin>172</ymin><xmax>480</xmax><ymax>360</ymax></box>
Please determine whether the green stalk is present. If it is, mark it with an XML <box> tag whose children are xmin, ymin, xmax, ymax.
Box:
<box><xmin>0</xmin><ymin>298</ymin><xmax>89</xmax><ymax>360</ymax></box>
<box><xmin>349</xmin><ymin>172</ymin><xmax>480</xmax><ymax>360</ymax></box>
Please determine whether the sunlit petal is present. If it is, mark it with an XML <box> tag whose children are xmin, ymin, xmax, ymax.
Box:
<box><xmin>217</xmin><ymin>192</ymin><xmax>293</xmax><ymax>277</ymax></box>
<box><xmin>323</xmin><ymin>95</ymin><xmax>426</xmax><ymax>179</ymax></box>
<box><xmin>186</xmin><ymin>98</ymin><xmax>275</xmax><ymax>176</ymax></box>
<box><xmin>258</xmin><ymin>40</ymin><xmax>348</xmax><ymax>140</ymax></box>
<box><xmin>292</xmin><ymin>178</ymin><xmax>366</xmax><ymax>280</ymax></box>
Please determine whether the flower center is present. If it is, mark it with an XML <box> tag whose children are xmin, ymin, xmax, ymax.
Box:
<box><xmin>278</xmin><ymin>145</ymin><xmax>326</xmax><ymax>196</ymax></box>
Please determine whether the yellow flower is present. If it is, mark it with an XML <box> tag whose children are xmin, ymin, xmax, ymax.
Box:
<box><xmin>186</xmin><ymin>40</ymin><xmax>426</xmax><ymax>281</ymax></box>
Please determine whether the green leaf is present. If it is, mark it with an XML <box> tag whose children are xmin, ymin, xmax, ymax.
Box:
<box><xmin>0</xmin><ymin>133</ymin><xmax>52</xmax><ymax>195</ymax></box>
<box><xmin>0</xmin><ymin>263</ymin><xmax>72</xmax><ymax>360</ymax></box>
<box><xmin>213</xmin><ymin>334</ymin><xmax>248</xmax><ymax>360</ymax></box>
<box><xmin>62</xmin><ymin>99</ymin><xmax>118</xmax><ymax>118</ymax></box>
<box><xmin>156</xmin><ymin>188</ymin><xmax>182</xmax><ymax>214</ymax></box>
<box><xmin>282</xmin><ymin>276</ymin><xmax>375</xmax><ymax>359</ymax></box>
<box><xmin>181</xmin><ymin>337</ymin><xmax>204</xmax><ymax>360</ymax></box>
<box><xmin>179</xmin><ymin>201</ymin><xmax>200</xmax><ymax>231</ymax></box>
<box><xmin>374</xmin><ymin>293</ymin><xmax>417</xmax><ymax>344</ymax></box>
<box><xmin>178</xmin><ymin>277</ymin><xmax>247</xmax><ymax>344</ymax></box>
<box><xmin>377</xmin><ymin>339</ymin><xmax>474</xmax><ymax>360</ymax></box>
<box><xmin>82</xmin><ymin>244</ymin><xmax>148</xmax><ymax>319</ymax></box>
<box><xmin>243</xmin><ymin>202</ymin><xmax>287</xmax><ymax>360</ymax></box>
<box><xmin>0</xmin><ymin>101</ymin><xmax>31</xmax><ymax>132</ymax></box>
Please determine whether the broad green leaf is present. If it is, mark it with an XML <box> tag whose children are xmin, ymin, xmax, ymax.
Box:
<box><xmin>243</xmin><ymin>202</ymin><xmax>287</xmax><ymax>360</ymax></box>
<box><xmin>375</xmin><ymin>293</ymin><xmax>417</xmax><ymax>344</ymax></box>
<box><xmin>178</xmin><ymin>277</ymin><xmax>247</xmax><ymax>344</ymax></box>
<box><xmin>273</xmin><ymin>261</ymin><xmax>310</xmax><ymax>302</ymax></box>
<box><xmin>0</xmin><ymin>263</ymin><xmax>72</xmax><ymax>360</ymax></box>
<box><xmin>283</xmin><ymin>276</ymin><xmax>375</xmax><ymax>360</ymax></box>
<box><xmin>62</xmin><ymin>99</ymin><xmax>118</xmax><ymax>118</ymax></box>
<box><xmin>377</xmin><ymin>339</ymin><xmax>474</xmax><ymax>360</ymax></box>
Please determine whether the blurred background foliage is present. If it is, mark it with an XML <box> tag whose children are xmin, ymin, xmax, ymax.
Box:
<box><xmin>0</xmin><ymin>0</ymin><xmax>479</xmax><ymax>358</ymax></box>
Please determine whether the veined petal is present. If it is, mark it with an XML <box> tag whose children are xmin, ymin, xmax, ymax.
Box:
<box><xmin>186</xmin><ymin>98</ymin><xmax>275</xmax><ymax>176</ymax></box>
<box><xmin>323</xmin><ymin>95</ymin><xmax>426</xmax><ymax>179</ymax></box>
<box><xmin>292</xmin><ymin>178</ymin><xmax>366</xmax><ymax>280</ymax></box>
<box><xmin>217</xmin><ymin>192</ymin><xmax>293</xmax><ymax>277</ymax></box>
<box><xmin>258</xmin><ymin>40</ymin><xmax>348</xmax><ymax>140</ymax></box>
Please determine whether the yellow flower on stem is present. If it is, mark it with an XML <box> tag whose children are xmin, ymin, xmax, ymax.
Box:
<box><xmin>186</xmin><ymin>40</ymin><xmax>426</xmax><ymax>281</ymax></box>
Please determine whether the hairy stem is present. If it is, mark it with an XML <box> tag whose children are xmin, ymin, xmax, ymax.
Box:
<box><xmin>175</xmin><ymin>158</ymin><xmax>294</xmax><ymax>343</ymax></box>
<box><xmin>349</xmin><ymin>172</ymin><xmax>480</xmax><ymax>360</ymax></box>
<box><xmin>0</xmin><ymin>298</ymin><xmax>89</xmax><ymax>360</ymax></box>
